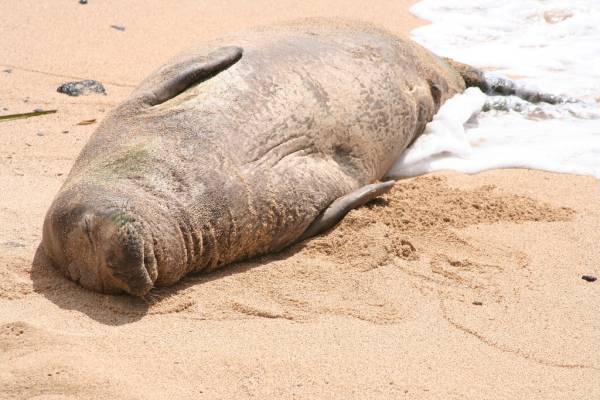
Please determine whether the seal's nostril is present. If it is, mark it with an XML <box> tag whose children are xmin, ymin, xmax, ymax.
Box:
<box><xmin>66</xmin><ymin>260</ymin><xmax>82</xmax><ymax>283</ymax></box>
<box><xmin>143</xmin><ymin>237</ymin><xmax>158</xmax><ymax>282</ymax></box>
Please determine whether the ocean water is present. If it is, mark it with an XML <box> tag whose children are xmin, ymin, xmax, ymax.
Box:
<box><xmin>388</xmin><ymin>0</ymin><xmax>600</xmax><ymax>179</ymax></box>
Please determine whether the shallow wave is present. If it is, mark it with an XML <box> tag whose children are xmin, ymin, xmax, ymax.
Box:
<box><xmin>392</xmin><ymin>0</ymin><xmax>600</xmax><ymax>179</ymax></box>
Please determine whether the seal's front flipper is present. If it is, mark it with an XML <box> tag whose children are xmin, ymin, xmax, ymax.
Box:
<box><xmin>134</xmin><ymin>46</ymin><xmax>243</xmax><ymax>106</ymax></box>
<box><xmin>299</xmin><ymin>181</ymin><xmax>395</xmax><ymax>241</ymax></box>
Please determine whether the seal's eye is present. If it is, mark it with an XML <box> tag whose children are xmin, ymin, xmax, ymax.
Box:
<box><xmin>81</xmin><ymin>215</ymin><xmax>94</xmax><ymax>246</ymax></box>
<box><xmin>428</xmin><ymin>81</ymin><xmax>442</xmax><ymax>108</ymax></box>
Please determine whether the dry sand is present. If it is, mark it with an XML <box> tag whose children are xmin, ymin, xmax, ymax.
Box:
<box><xmin>1</xmin><ymin>1</ymin><xmax>599</xmax><ymax>399</ymax></box>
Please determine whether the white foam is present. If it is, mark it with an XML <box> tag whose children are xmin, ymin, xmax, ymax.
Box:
<box><xmin>392</xmin><ymin>0</ymin><xmax>600</xmax><ymax>179</ymax></box>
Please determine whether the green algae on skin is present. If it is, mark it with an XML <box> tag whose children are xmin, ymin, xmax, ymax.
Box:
<box><xmin>111</xmin><ymin>212</ymin><xmax>136</xmax><ymax>228</ymax></box>
<box><xmin>90</xmin><ymin>145</ymin><xmax>154</xmax><ymax>182</ymax></box>
<box><xmin>107</xmin><ymin>147</ymin><xmax>151</xmax><ymax>176</ymax></box>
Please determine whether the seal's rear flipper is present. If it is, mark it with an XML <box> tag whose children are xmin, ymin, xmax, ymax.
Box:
<box><xmin>444</xmin><ymin>57</ymin><xmax>576</xmax><ymax>105</ymax></box>
<box><xmin>298</xmin><ymin>181</ymin><xmax>395</xmax><ymax>241</ymax></box>
<box><xmin>134</xmin><ymin>46</ymin><xmax>243</xmax><ymax>106</ymax></box>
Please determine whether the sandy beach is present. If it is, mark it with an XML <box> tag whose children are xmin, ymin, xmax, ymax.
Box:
<box><xmin>1</xmin><ymin>1</ymin><xmax>599</xmax><ymax>399</ymax></box>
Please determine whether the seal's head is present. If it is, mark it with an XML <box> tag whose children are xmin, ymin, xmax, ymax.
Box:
<box><xmin>42</xmin><ymin>186</ymin><xmax>158</xmax><ymax>297</ymax></box>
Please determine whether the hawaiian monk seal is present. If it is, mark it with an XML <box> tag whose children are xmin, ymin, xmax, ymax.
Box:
<box><xmin>41</xmin><ymin>20</ymin><xmax>553</xmax><ymax>296</ymax></box>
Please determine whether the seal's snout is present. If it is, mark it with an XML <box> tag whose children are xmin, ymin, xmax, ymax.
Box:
<box><xmin>93</xmin><ymin>212</ymin><xmax>157</xmax><ymax>297</ymax></box>
<box><xmin>43</xmin><ymin>200</ymin><xmax>158</xmax><ymax>297</ymax></box>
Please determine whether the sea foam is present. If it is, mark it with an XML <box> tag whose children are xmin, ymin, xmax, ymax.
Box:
<box><xmin>390</xmin><ymin>0</ymin><xmax>600</xmax><ymax>179</ymax></box>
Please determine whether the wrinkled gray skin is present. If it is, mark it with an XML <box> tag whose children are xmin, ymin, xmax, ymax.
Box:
<box><xmin>41</xmin><ymin>20</ymin><xmax>489</xmax><ymax>296</ymax></box>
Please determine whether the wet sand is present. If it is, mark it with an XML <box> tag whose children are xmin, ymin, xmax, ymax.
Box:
<box><xmin>1</xmin><ymin>1</ymin><xmax>599</xmax><ymax>399</ymax></box>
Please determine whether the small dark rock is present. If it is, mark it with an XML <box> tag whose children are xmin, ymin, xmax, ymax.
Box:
<box><xmin>36</xmin><ymin>132</ymin><xmax>44</xmax><ymax>136</ymax></box>
<box><xmin>33</xmin><ymin>108</ymin><xmax>44</xmax><ymax>113</ymax></box>
<box><xmin>2</xmin><ymin>69</ymin><xmax>12</xmax><ymax>73</ymax></box>
<box><xmin>472</xmin><ymin>301</ymin><xmax>483</xmax><ymax>306</ymax></box>
<box><xmin>110</xmin><ymin>25</ymin><xmax>126</xmax><ymax>31</ymax></box>
<box><xmin>57</xmin><ymin>80</ymin><xmax>106</xmax><ymax>96</ymax></box>
<box><xmin>62</xmin><ymin>130</ymin><xmax>69</xmax><ymax>134</ymax></box>
<box><xmin>79</xmin><ymin>0</ymin><xmax>88</xmax><ymax>3</ymax></box>
<box><xmin>582</xmin><ymin>275</ymin><xmax>597</xmax><ymax>282</ymax></box>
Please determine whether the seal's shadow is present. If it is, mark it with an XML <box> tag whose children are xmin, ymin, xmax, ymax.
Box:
<box><xmin>28</xmin><ymin>198</ymin><xmax>392</xmax><ymax>325</ymax></box>
<box><xmin>30</xmin><ymin>242</ymin><xmax>306</xmax><ymax>325</ymax></box>
<box><xmin>30</xmin><ymin>245</ymin><xmax>150</xmax><ymax>325</ymax></box>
